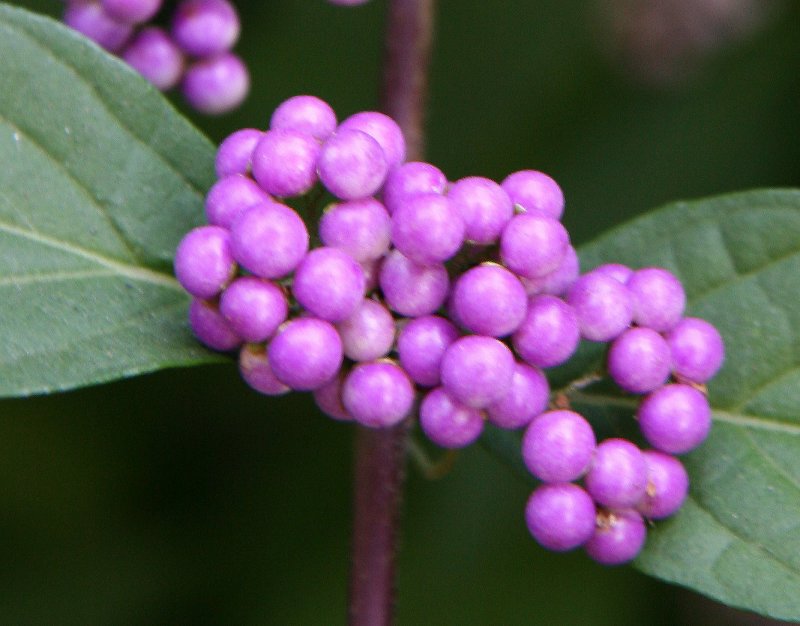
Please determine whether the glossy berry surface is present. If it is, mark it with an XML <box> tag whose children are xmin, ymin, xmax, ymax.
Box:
<box><xmin>447</xmin><ymin>176</ymin><xmax>514</xmax><ymax>244</ymax></box>
<box><xmin>522</xmin><ymin>410</ymin><xmax>596</xmax><ymax>482</ymax></box>
<box><xmin>525</xmin><ymin>483</ymin><xmax>596</xmax><ymax>552</ymax></box>
<box><xmin>174</xmin><ymin>225</ymin><xmax>236</xmax><ymax>299</ymax></box>
<box><xmin>215</xmin><ymin>128</ymin><xmax>264</xmax><ymax>177</ymax></box>
<box><xmin>585</xmin><ymin>509</ymin><xmax>647</xmax><ymax>565</ymax></box>
<box><xmin>251</xmin><ymin>129</ymin><xmax>320</xmax><ymax>197</ymax></box>
<box><xmin>585</xmin><ymin>439</ymin><xmax>648</xmax><ymax>509</ymax></box>
<box><xmin>638</xmin><ymin>450</ymin><xmax>690</xmax><ymax>519</ymax></box>
<box><xmin>238</xmin><ymin>344</ymin><xmax>290</xmax><ymax>396</ymax></box>
<box><xmin>182</xmin><ymin>52</ymin><xmax>249</xmax><ymax>115</ymax></box>
<box><xmin>500</xmin><ymin>212</ymin><xmax>569</xmax><ymax>279</ymax></box>
<box><xmin>607</xmin><ymin>327</ymin><xmax>672</xmax><ymax>394</ymax></box>
<box><xmin>267</xmin><ymin>318</ymin><xmax>343</xmax><ymax>391</ymax></box>
<box><xmin>205</xmin><ymin>174</ymin><xmax>270</xmax><ymax>229</ymax></box>
<box><xmin>567</xmin><ymin>271</ymin><xmax>633</xmax><ymax>342</ymax></box>
<box><xmin>390</xmin><ymin>193</ymin><xmax>465</xmax><ymax>265</ymax></box>
<box><xmin>342</xmin><ymin>361</ymin><xmax>414</xmax><ymax>428</ymax></box>
<box><xmin>667</xmin><ymin>317</ymin><xmax>725</xmax><ymax>383</ymax></box>
<box><xmin>627</xmin><ymin>267</ymin><xmax>686</xmax><ymax>332</ymax></box>
<box><xmin>219</xmin><ymin>276</ymin><xmax>287</xmax><ymax>343</ymax></box>
<box><xmin>638</xmin><ymin>384</ymin><xmax>712</xmax><ymax>454</ymax></box>
<box><xmin>396</xmin><ymin>315</ymin><xmax>460</xmax><ymax>387</ymax></box>
<box><xmin>318</xmin><ymin>129</ymin><xmax>389</xmax><ymax>200</ymax></box>
<box><xmin>382</xmin><ymin>161</ymin><xmax>447</xmax><ymax>214</ymax></box>
<box><xmin>319</xmin><ymin>198</ymin><xmax>392</xmax><ymax>263</ymax></box>
<box><xmin>440</xmin><ymin>336</ymin><xmax>515</xmax><ymax>408</ymax></box>
<box><xmin>270</xmin><ymin>94</ymin><xmax>337</xmax><ymax>142</ymax></box>
<box><xmin>379</xmin><ymin>250</ymin><xmax>449</xmax><ymax>317</ymax></box>
<box><xmin>292</xmin><ymin>247</ymin><xmax>366</xmax><ymax>322</ymax></box>
<box><xmin>122</xmin><ymin>27</ymin><xmax>184</xmax><ymax>90</ymax></box>
<box><xmin>512</xmin><ymin>295</ymin><xmax>580</xmax><ymax>368</ymax></box>
<box><xmin>337</xmin><ymin>111</ymin><xmax>406</xmax><ymax>169</ymax></box>
<box><xmin>419</xmin><ymin>387</ymin><xmax>485</xmax><ymax>448</ymax></box>
<box><xmin>101</xmin><ymin>0</ymin><xmax>162</xmax><ymax>24</ymax></box>
<box><xmin>501</xmin><ymin>169</ymin><xmax>565</xmax><ymax>220</ymax></box>
<box><xmin>64</xmin><ymin>1</ymin><xmax>134</xmax><ymax>52</ymax></box>
<box><xmin>486</xmin><ymin>362</ymin><xmax>549</xmax><ymax>430</ymax></box>
<box><xmin>171</xmin><ymin>0</ymin><xmax>240</xmax><ymax>57</ymax></box>
<box><xmin>451</xmin><ymin>264</ymin><xmax>527</xmax><ymax>337</ymax></box>
<box><xmin>336</xmin><ymin>299</ymin><xmax>396</xmax><ymax>362</ymax></box>
<box><xmin>188</xmin><ymin>298</ymin><xmax>241</xmax><ymax>351</ymax></box>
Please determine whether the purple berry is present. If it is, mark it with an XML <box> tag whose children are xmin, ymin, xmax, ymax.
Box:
<box><xmin>251</xmin><ymin>129</ymin><xmax>321</xmax><ymax>198</ymax></box>
<box><xmin>396</xmin><ymin>315</ymin><xmax>460</xmax><ymax>387</ymax></box>
<box><xmin>64</xmin><ymin>1</ymin><xmax>134</xmax><ymax>52</ymax></box>
<box><xmin>585</xmin><ymin>509</ymin><xmax>647</xmax><ymax>566</ymax></box>
<box><xmin>313</xmin><ymin>371</ymin><xmax>352</xmax><ymax>421</ymax></box>
<box><xmin>390</xmin><ymin>193</ymin><xmax>465</xmax><ymax>265</ymax></box>
<box><xmin>205</xmin><ymin>174</ymin><xmax>271</xmax><ymax>229</ymax></box>
<box><xmin>522</xmin><ymin>410</ymin><xmax>596</xmax><ymax>482</ymax></box>
<box><xmin>122</xmin><ymin>27</ymin><xmax>184</xmax><ymax>90</ymax></box>
<box><xmin>174</xmin><ymin>225</ymin><xmax>236</xmax><ymax>299</ymax></box>
<box><xmin>238</xmin><ymin>344</ymin><xmax>290</xmax><ymax>396</ymax></box>
<box><xmin>101</xmin><ymin>0</ymin><xmax>161</xmax><ymax>24</ymax></box>
<box><xmin>637</xmin><ymin>450</ymin><xmax>689</xmax><ymax>519</ymax></box>
<box><xmin>336</xmin><ymin>298</ymin><xmax>396</xmax><ymax>362</ymax></box>
<box><xmin>270</xmin><ymin>95</ymin><xmax>337</xmax><ymax>142</ymax></box>
<box><xmin>512</xmin><ymin>295</ymin><xmax>580</xmax><ymax>368</ymax></box>
<box><xmin>591</xmin><ymin>263</ymin><xmax>633</xmax><ymax>284</ymax></box>
<box><xmin>667</xmin><ymin>317</ymin><xmax>725</xmax><ymax>383</ymax></box>
<box><xmin>215</xmin><ymin>128</ymin><xmax>264</xmax><ymax>178</ymax></box>
<box><xmin>419</xmin><ymin>387</ymin><xmax>485</xmax><ymax>448</ymax></box>
<box><xmin>219</xmin><ymin>276</ymin><xmax>288</xmax><ymax>342</ymax></box>
<box><xmin>501</xmin><ymin>170</ymin><xmax>565</xmax><ymax>220</ymax></box>
<box><xmin>267</xmin><ymin>318</ymin><xmax>343</xmax><ymax>391</ymax></box>
<box><xmin>342</xmin><ymin>361</ymin><xmax>414</xmax><ymax>428</ymax></box>
<box><xmin>451</xmin><ymin>263</ymin><xmax>527</xmax><ymax>337</ymax></box>
<box><xmin>318</xmin><ymin>129</ymin><xmax>389</xmax><ymax>200</ymax></box>
<box><xmin>607</xmin><ymin>327</ymin><xmax>671</xmax><ymax>394</ymax></box>
<box><xmin>379</xmin><ymin>250</ymin><xmax>450</xmax><ymax>317</ymax></box>
<box><xmin>486</xmin><ymin>362</ymin><xmax>549</xmax><ymax>429</ymax></box>
<box><xmin>230</xmin><ymin>202</ymin><xmax>309</xmax><ymax>279</ymax></box>
<box><xmin>447</xmin><ymin>176</ymin><xmax>514</xmax><ymax>244</ymax></box>
<box><xmin>585</xmin><ymin>439</ymin><xmax>648</xmax><ymax>509</ymax></box>
<box><xmin>638</xmin><ymin>384</ymin><xmax>712</xmax><ymax>454</ymax></box>
<box><xmin>188</xmin><ymin>298</ymin><xmax>241</xmax><ymax>351</ymax></box>
<box><xmin>292</xmin><ymin>247</ymin><xmax>365</xmax><ymax>322</ymax></box>
<box><xmin>525</xmin><ymin>483</ymin><xmax>596</xmax><ymax>551</ymax></box>
<box><xmin>567</xmin><ymin>272</ymin><xmax>633</xmax><ymax>342</ymax></box>
<box><xmin>338</xmin><ymin>111</ymin><xmax>406</xmax><ymax>169</ymax></box>
<box><xmin>440</xmin><ymin>336</ymin><xmax>515</xmax><ymax>408</ymax></box>
<box><xmin>319</xmin><ymin>198</ymin><xmax>391</xmax><ymax>262</ymax></box>
<box><xmin>500</xmin><ymin>212</ymin><xmax>569</xmax><ymax>278</ymax></box>
<box><xmin>382</xmin><ymin>161</ymin><xmax>448</xmax><ymax>214</ymax></box>
<box><xmin>171</xmin><ymin>0</ymin><xmax>239</xmax><ymax>57</ymax></box>
<box><xmin>627</xmin><ymin>267</ymin><xmax>686</xmax><ymax>332</ymax></box>
<box><xmin>182</xmin><ymin>52</ymin><xmax>249</xmax><ymax>115</ymax></box>
<box><xmin>521</xmin><ymin>245</ymin><xmax>579</xmax><ymax>297</ymax></box>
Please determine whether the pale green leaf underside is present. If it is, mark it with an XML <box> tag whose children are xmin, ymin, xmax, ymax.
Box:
<box><xmin>485</xmin><ymin>189</ymin><xmax>800</xmax><ymax>620</ymax></box>
<box><xmin>0</xmin><ymin>3</ymin><xmax>223</xmax><ymax>397</ymax></box>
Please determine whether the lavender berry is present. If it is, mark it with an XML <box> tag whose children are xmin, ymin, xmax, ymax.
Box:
<box><xmin>342</xmin><ymin>361</ymin><xmax>414</xmax><ymax>428</ymax></box>
<box><xmin>390</xmin><ymin>193</ymin><xmax>465</xmax><ymax>265</ymax></box>
<box><xmin>318</xmin><ymin>129</ymin><xmax>389</xmax><ymax>200</ymax></box>
<box><xmin>585</xmin><ymin>439</ymin><xmax>648</xmax><ymax>509</ymax></box>
<box><xmin>501</xmin><ymin>170</ymin><xmax>565</xmax><ymax>220</ymax></box>
<box><xmin>188</xmin><ymin>298</ymin><xmax>241</xmax><ymax>351</ymax></box>
<box><xmin>440</xmin><ymin>336</ymin><xmax>515</xmax><ymax>408</ymax></box>
<box><xmin>238</xmin><ymin>344</ymin><xmax>290</xmax><ymax>396</ymax></box>
<box><xmin>525</xmin><ymin>483</ymin><xmax>596</xmax><ymax>551</ymax></box>
<box><xmin>292</xmin><ymin>247</ymin><xmax>366</xmax><ymax>323</ymax></box>
<box><xmin>486</xmin><ymin>362</ymin><xmax>549</xmax><ymax>430</ymax></box>
<box><xmin>251</xmin><ymin>129</ymin><xmax>321</xmax><ymax>198</ymax></box>
<box><xmin>336</xmin><ymin>298</ymin><xmax>396</xmax><ymax>362</ymax></box>
<box><xmin>521</xmin><ymin>245</ymin><xmax>580</xmax><ymax>297</ymax></box>
<box><xmin>313</xmin><ymin>371</ymin><xmax>352</xmax><ymax>421</ymax></box>
<box><xmin>626</xmin><ymin>267</ymin><xmax>686</xmax><ymax>332</ymax></box>
<box><xmin>447</xmin><ymin>176</ymin><xmax>514</xmax><ymax>244</ymax></box>
<box><xmin>122</xmin><ymin>27</ymin><xmax>184</xmax><ymax>90</ymax></box>
<box><xmin>396</xmin><ymin>315</ymin><xmax>460</xmax><ymax>387</ymax></box>
<box><xmin>637</xmin><ymin>450</ymin><xmax>689</xmax><ymax>519</ymax></box>
<box><xmin>419</xmin><ymin>387</ymin><xmax>485</xmax><ymax>448</ymax></box>
<box><xmin>522</xmin><ymin>410</ymin><xmax>596</xmax><ymax>482</ymax></box>
<box><xmin>585</xmin><ymin>509</ymin><xmax>647</xmax><ymax>565</ymax></box>
<box><xmin>64</xmin><ymin>1</ymin><xmax>134</xmax><ymax>53</ymax></box>
<box><xmin>382</xmin><ymin>161</ymin><xmax>448</xmax><ymax>214</ymax></box>
<box><xmin>667</xmin><ymin>317</ymin><xmax>725</xmax><ymax>383</ymax></box>
<box><xmin>338</xmin><ymin>111</ymin><xmax>407</xmax><ymax>169</ymax></box>
<box><xmin>500</xmin><ymin>212</ymin><xmax>569</xmax><ymax>279</ymax></box>
<box><xmin>174</xmin><ymin>225</ymin><xmax>236</xmax><ymax>299</ymax></box>
<box><xmin>267</xmin><ymin>318</ymin><xmax>343</xmax><ymax>391</ymax></box>
<box><xmin>215</xmin><ymin>128</ymin><xmax>264</xmax><ymax>177</ymax></box>
<box><xmin>182</xmin><ymin>52</ymin><xmax>249</xmax><ymax>115</ymax></box>
<box><xmin>205</xmin><ymin>174</ymin><xmax>271</xmax><ymax>229</ymax></box>
<box><xmin>567</xmin><ymin>271</ymin><xmax>633</xmax><ymax>342</ymax></box>
<box><xmin>512</xmin><ymin>295</ymin><xmax>580</xmax><ymax>368</ymax></box>
<box><xmin>638</xmin><ymin>384</ymin><xmax>712</xmax><ymax>454</ymax></box>
<box><xmin>319</xmin><ymin>198</ymin><xmax>392</xmax><ymax>263</ymax></box>
<box><xmin>379</xmin><ymin>250</ymin><xmax>449</xmax><ymax>317</ymax></box>
<box><xmin>270</xmin><ymin>94</ymin><xmax>338</xmax><ymax>142</ymax></box>
<box><xmin>101</xmin><ymin>0</ymin><xmax>162</xmax><ymax>24</ymax></box>
<box><xmin>171</xmin><ymin>0</ymin><xmax>240</xmax><ymax>57</ymax></box>
<box><xmin>451</xmin><ymin>264</ymin><xmax>527</xmax><ymax>337</ymax></box>
<box><xmin>219</xmin><ymin>276</ymin><xmax>288</xmax><ymax>342</ymax></box>
<box><xmin>607</xmin><ymin>327</ymin><xmax>671</xmax><ymax>394</ymax></box>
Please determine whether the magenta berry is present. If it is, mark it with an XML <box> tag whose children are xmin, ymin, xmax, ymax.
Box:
<box><xmin>396</xmin><ymin>315</ymin><xmax>460</xmax><ymax>387</ymax></box>
<box><xmin>638</xmin><ymin>384</ymin><xmax>712</xmax><ymax>454</ymax></box>
<box><xmin>338</xmin><ymin>111</ymin><xmax>406</xmax><ymax>169</ymax></box>
<box><xmin>379</xmin><ymin>249</ymin><xmax>450</xmax><ymax>317</ymax></box>
<box><xmin>318</xmin><ymin>129</ymin><xmax>389</xmax><ymax>200</ymax></box>
<box><xmin>522</xmin><ymin>410</ymin><xmax>596</xmax><ymax>482</ymax></box>
<box><xmin>440</xmin><ymin>336</ymin><xmax>515</xmax><ymax>408</ymax></box>
<box><xmin>447</xmin><ymin>176</ymin><xmax>514</xmax><ymax>244</ymax></box>
<box><xmin>512</xmin><ymin>295</ymin><xmax>580</xmax><ymax>368</ymax></box>
<box><xmin>336</xmin><ymin>298</ymin><xmax>396</xmax><ymax>362</ymax></box>
<box><xmin>567</xmin><ymin>271</ymin><xmax>633</xmax><ymax>342</ymax></box>
<box><xmin>627</xmin><ymin>267</ymin><xmax>686</xmax><ymax>332</ymax></box>
<box><xmin>171</xmin><ymin>0</ymin><xmax>240</xmax><ymax>57</ymax></box>
<box><xmin>174</xmin><ymin>225</ymin><xmax>236</xmax><ymax>299</ymax></box>
<box><xmin>525</xmin><ymin>483</ymin><xmax>596</xmax><ymax>552</ymax></box>
<box><xmin>390</xmin><ymin>193</ymin><xmax>465</xmax><ymax>265</ymax></box>
<box><xmin>451</xmin><ymin>264</ymin><xmax>527</xmax><ymax>337</ymax></box>
<box><xmin>591</xmin><ymin>263</ymin><xmax>634</xmax><ymax>284</ymax></box>
<box><xmin>219</xmin><ymin>276</ymin><xmax>288</xmax><ymax>343</ymax></box>
<box><xmin>188</xmin><ymin>298</ymin><xmax>241</xmax><ymax>351</ymax></box>
<box><xmin>251</xmin><ymin>129</ymin><xmax>321</xmax><ymax>198</ymax></box>
<box><xmin>270</xmin><ymin>95</ymin><xmax>338</xmax><ymax>142</ymax></box>
<box><xmin>292</xmin><ymin>247</ymin><xmax>366</xmax><ymax>322</ymax></box>
<box><xmin>122</xmin><ymin>27</ymin><xmax>184</xmax><ymax>90</ymax></box>
<box><xmin>419</xmin><ymin>387</ymin><xmax>485</xmax><ymax>448</ymax></box>
<box><xmin>585</xmin><ymin>509</ymin><xmax>647</xmax><ymax>566</ymax></box>
<box><xmin>238</xmin><ymin>344</ymin><xmax>290</xmax><ymax>396</ymax></box>
<box><xmin>342</xmin><ymin>361</ymin><xmax>414</xmax><ymax>428</ymax></box>
<box><xmin>500</xmin><ymin>212</ymin><xmax>569</xmax><ymax>279</ymax></box>
<box><xmin>313</xmin><ymin>372</ymin><xmax>352</xmax><ymax>421</ymax></box>
<box><xmin>382</xmin><ymin>161</ymin><xmax>448</xmax><ymax>214</ymax></box>
<box><xmin>638</xmin><ymin>450</ymin><xmax>689</xmax><ymax>519</ymax></box>
<box><xmin>667</xmin><ymin>317</ymin><xmax>725</xmax><ymax>383</ymax></box>
<box><xmin>585</xmin><ymin>439</ymin><xmax>648</xmax><ymax>509</ymax></box>
<box><xmin>486</xmin><ymin>362</ymin><xmax>549</xmax><ymax>430</ymax></box>
<box><xmin>64</xmin><ymin>1</ymin><xmax>134</xmax><ymax>53</ymax></box>
<box><xmin>205</xmin><ymin>174</ymin><xmax>271</xmax><ymax>229</ymax></box>
<box><xmin>521</xmin><ymin>245</ymin><xmax>579</xmax><ymax>297</ymax></box>
<box><xmin>501</xmin><ymin>170</ymin><xmax>565</xmax><ymax>220</ymax></box>
<box><xmin>607</xmin><ymin>327</ymin><xmax>671</xmax><ymax>394</ymax></box>
<box><xmin>267</xmin><ymin>318</ymin><xmax>343</xmax><ymax>391</ymax></box>
<box><xmin>215</xmin><ymin>128</ymin><xmax>264</xmax><ymax>178</ymax></box>
<box><xmin>101</xmin><ymin>0</ymin><xmax>162</xmax><ymax>24</ymax></box>
<box><xmin>182</xmin><ymin>52</ymin><xmax>249</xmax><ymax>115</ymax></box>
<box><xmin>319</xmin><ymin>198</ymin><xmax>392</xmax><ymax>263</ymax></box>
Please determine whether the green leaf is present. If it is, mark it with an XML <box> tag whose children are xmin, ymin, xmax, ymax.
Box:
<box><xmin>0</xmin><ymin>3</ymin><xmax>224</xmax><ymax>397</ymax></box>
<box><xmin>483</xmin><ymin>189</ymin><xmax>800</xmax><ymax>620</ymax></box>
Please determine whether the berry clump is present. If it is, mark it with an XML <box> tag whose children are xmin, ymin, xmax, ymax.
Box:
<box><xmin>175</xmin><ymin>94</ymin><xmax>725</xmax><ymax>567</ymax></box>
<box><xmin>62</xmin><ymin>0</ymin><xmax>248</xmax><ymax>114</ymax></box>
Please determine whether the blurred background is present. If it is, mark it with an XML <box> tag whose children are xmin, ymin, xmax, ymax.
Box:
<box><xmin>2</xmin><ymin>0</ymin><xmax>799</xmax><ymax>623</ymax></box>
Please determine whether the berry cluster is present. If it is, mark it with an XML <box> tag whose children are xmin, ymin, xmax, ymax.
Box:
<box><xmin>174</xmin><ymin>94</ymin><xmax>724</xmax><ymax>566</ymax></box>
<box><xmin>63</xmin><ymin>0</ymin><xmax>248</xmax><ymax>114</ymax></box>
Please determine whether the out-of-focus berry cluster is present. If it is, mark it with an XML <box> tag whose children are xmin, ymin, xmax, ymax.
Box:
<box><xmin>174</xmin><ymin>94</ymin><xmax>724</xmax><ymax>566</ymax></box>
<box><xmin>62</xmin><ymin>0</ymin><xmax>248</xmax><ymax>114</ymax></box>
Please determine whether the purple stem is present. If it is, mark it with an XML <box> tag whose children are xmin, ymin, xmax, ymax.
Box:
<box><xmin>347</xmin><ymin>2</ymin><xmax>435</xmax><ymax>625</ymax></box>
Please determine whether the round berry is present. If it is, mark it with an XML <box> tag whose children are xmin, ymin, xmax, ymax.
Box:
<box><xmin>318</xmin><ymin>129</ymin><xmax>389</xmax><ymax>200</ymax></box>
<box><xmin>521</xmin><ymin>245</ymin><xmax>579</xmax><ymax>297</ymax></box>
<box><xmin>292</xmin><ymin>247</ymin><xmax>365</xmax><ymax>322</ymax></box>
<box><xmin>319</xmin><ymin>198</ymin><xmax>391</xmax><ymax>262</ymax></box>
<box><xmin>251</xmin><ymin>129</ymin><xmax>321</xmax><ymax>198</ymax></box>
<box><xmin>390</xmin><ymin>193</ymin><xmax>465</xmax><ymax>265</ymax></box>
<box><xmin>512</xmin><ymin>295</ymin><xmax>580</xmax><ymax>368</ymax></box>
<box><xmin>667</xmin><ymin>317</ymin><xmax>725</xmax><ymax>383</ymax></box>
<box><xmin>171</xmin><ymin>0</ymin><xmax>239</xmax><ymax>57</ymax></box>
<box><xmin>500</xmin><ymin>212</ymin><xmax>569</xmax><ymax>278</ymax></box>
<box><xmin>486</xmin><ymin>362</ymin><xmax>549</xmax><ymax>429</ymax></box>
<box><xmin>591</xmin><ymin>263</ymin><xmax>634</xmax><ymax>284</ymax></box>
<box><xmin>270</xmin><ymin>95</ymin><xmax>337</xmax><ymax>142</ymax></box>
<box><xmin>215</xmin><ymin>128</ymin><xmax>263</xmax><ymax>178</ymax></box>
<box><xmin>238</xmin><ymin>344</ymin><xmax>289</xmax><ymax>396</ymax></box>
<box><xmin>205</xmin><ymin>174</ymin><xmax>271</xmax><ymax>229</ymax></box>
<box><xmin>451</xmin><ymin>264</ymin><xmax>527</xmax><ymax>337</ymax></box>
<box><xmin>447</xmin><ymin>176</ymin><xmax>514</xmax><ymax>244</ymax></box>
<box><xmin>440</xmin><ymin>336</ymin><xmax>515</xmax><ymax>408</ymax></box>
<box><xmin>101</xmin><ymin>0</ymin><xmax>161</xmax><ymax>24</ymax></box>
<box><xmin>525</xmin><ymin>483</ymin><xmax>596</xmax><ymax>551</ymax></box>
<box><xmin>585</xmin><ymin>509</ymin><xmax>647</xmax><ymax>566</ymax></box>
<box><xmin>174</xmin><ymin>225</ymin><xmax>236</xmax><ymax>299</ymax></box>
<box><xmin>219</xmin><ymin>276</ymin><xmax>288</xmax><ymax>342</ymax></box>
<box><xmin>638</xmin><ymin>450</ymin><xmax>689</xmax><ymax>519</ymax></box>
<box><xmin>396</xmin><ymin>315</ymin><xmax>460</xmax><ymax>387</ymax></box>
<box><xmin>336</xmin><ymin>298</ymin><xmax>396</xmax><ymax>362</ymax></box>
<box><xmin>607</xmin><ymin>327</ymin><xmax>671</xmax><ymax>394</ymax></box>
<box><xmin>638</xmin><ymin>384</ymin><xmax>712</xmax><ymax>454</ymax></box>
<box><xmin>522</xmin><ymin>410</ymin><xmax>596</xmax><ymax>482</ymax></box>
<box><xmin>585</xmin><ymin>439</ymin><xmax>648</xmax><ymax>509</ymax></box>
<box><xmin>267</xmin><ymin>318</ymin><xmax>343</xmax><ymax>391</ymax></box>
<box><xmin>382</xmin><ymin>161</ymin><xmax>447</xmax><ymax>214</ymax></box>
<box><xmin>567</xmin><ymin>272</ymin><xmax>633</xmax><ymax>342</ymax></box>
<box><xmin>379</xmin><ymin>250</ymin><xmax>449</xmax><ymax>317</ymax></box>
<box><xmin>188</xmin><ymin>298</ymin><xmax>241</xmax><ymax>351</ymax></box>
<box><xmin>122</xmin><ymin>27</ymin><xmax>184</xmax><ymax>91</ymax></box>
<box><xmin>182</xmin><ymin>52</ymin><xmax>249</xmax><ymax>115</ymax></box>
<box><xmin>64</xmin><ymin>1</ymin><xmax>134</xmax><ymax>52</ymax></box>
<box><xmin>501</xmin><ymin>170</ymin><xmax>565</xmax><ymax>220</ymax></box>
<box><xmin>342</xmin><ymin>361</ymin><xmax>414</xmax><ymax>428</ymax></box>
<box><xmin>313</xmin><ymin>371</ymin><xmax>352</xmax><ymax>421</ymax></box>
<box><xmin>419</xmin><ymin>387</ymin><xmax>485</xmax><ymax>448</ymax></box>
<box><xmin>338</xmin><ymin>111</ymin><xmax>406</xmax><ymax>169</ymax></box>
<box><xmin>627</xmin><ymin>267</ymin><xmax>686</xmax><ymax>332</ymax></box>
<box><xmin>230</xmin><ymin>202</ymin><xmax>309</xmax><ymax>279</ymax></box>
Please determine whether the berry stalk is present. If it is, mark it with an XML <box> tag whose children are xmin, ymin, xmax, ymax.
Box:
<box><xmin>348</xmin><ymin>2</ymin><xmax>435</xmax><ymax>625</ymax></box>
